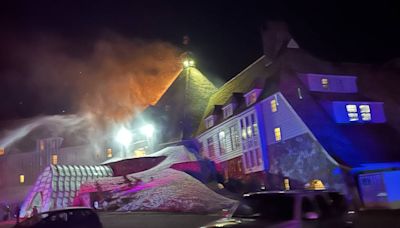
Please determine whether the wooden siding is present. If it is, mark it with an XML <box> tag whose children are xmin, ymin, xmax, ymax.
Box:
<box><xmin>197</xmin><ymin>116</ymin><xmax>243</xmax><ymax>163</ymax></box>
<box><xmin>261</xmin><ymin>92</ymin><xmax>308</xmax><ymax>145</ymax></box>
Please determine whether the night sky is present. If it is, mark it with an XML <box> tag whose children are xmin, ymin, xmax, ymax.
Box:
<box><xmin>0</xmin><ymin>0</ymin><xmax>399</xmax><ymax>121</ymax></box>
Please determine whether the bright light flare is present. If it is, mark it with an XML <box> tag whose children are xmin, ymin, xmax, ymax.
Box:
<box><xmin>183</xmin><ymin>59</ymin><xmax>195</xmax><ymax>68</ymax></box>
<box><xmin>116</xmin><ymin>127</ymin><xmax>133</xmax><ymax>147</ymax></box>
<box><xmin>140</xmin><ymin>124</ymin><xmax>154</xmax><ymax>138</ymax></box>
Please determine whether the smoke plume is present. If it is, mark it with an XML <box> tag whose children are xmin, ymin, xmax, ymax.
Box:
<box><xmin>0</xmin><ymin>33</ymin><xmax>182</xmax><ymax>149</ymax></box>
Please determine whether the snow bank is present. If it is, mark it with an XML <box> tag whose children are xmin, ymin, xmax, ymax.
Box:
<box><xmin>75</xmin><ymin>146</ymin><xmax>236</xmax><ymax>213</ymax></box>
<box><xmin>110</xmin><ymin>169</ymin><xmax>237</xmax><ymax>213</ymax></box>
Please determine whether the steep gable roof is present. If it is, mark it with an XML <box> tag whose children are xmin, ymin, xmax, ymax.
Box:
<box><xmin>196</xmin><ymin>55</ymin><xmax>274</xmax><ymax>134</ymax></box>
<box><xmin>153</xmin><ymin>66</ymin><xmax>217</xmax><ymax>141</ymax></box>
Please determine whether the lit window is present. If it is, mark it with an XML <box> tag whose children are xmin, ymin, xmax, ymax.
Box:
<box><xmin>321</xmin><ymin>78</ymin><xmax>329</xmax><ymax>88</ymax></box>
<box><xmin>241</xmin><ymin>125</ymin><xmax>247</xmax><ymax>139</ymax></box>
<box><xmin>251</xmin><ymin>114</ymin><xmax>258</xmax><ymax>146</ymax></box>
<box><xmin>205</xmin><ymin>116</ymin><xmax>214</xmax><ymax>129</ymax></box>
<box><xmin>51</xmin><ymin>155</ymin><xmax>58</xmax><ymax>165</ymax></box>
<box><xmin>223</xmin><ymin>105</ymin><xmax>233</xmax><ymax>119</ymax></box>
<box><xmin>346</xmin><ymin>104</ymin><xmax>359</xmax><ymax>121</ymax></box>
<box><xmin>271</xmin><ymin>99</ymin><xmax>277</xmax><ymax>112</ymax></box>
<box><xmin>19</xmin><ymin>175</ymin><xmax>25</xmax><ymax>184</ymax></box>
<box><xmin>107</xmin><ymin>148</ymin><xmax>113</xmax><ymax>158</ymax></box>
<box><xmin>218</xmin><ymin>131</ymin><xmax>226</xmax><ymax>155</ymax></box>
<box><xmin>0</xmin><ymin>148</ymin><xmax>4</xmax><ymax>156</ymax></box>
<box><xmin>274</xmin><ymin>128</ymin><xmax>281</xmax><ymax>142</ymax></box>
<box><xmin>40</xmin><ymin>140</ymin><xmax>45</xmax><ymax>151</ymax></box>
<box><xmin>360</xmin><ymin>105</ymin><xmax>371</xmax><ymax>121</ymax></box>
<box><xmin>247</xmin><ymin>125</ymin><xmax>252</xmax><ymax>138</ymax></box>
<box><xmin>246</xmin><ymin>91</ymin><xmax>258</xmax><ymax>106</ymax></box>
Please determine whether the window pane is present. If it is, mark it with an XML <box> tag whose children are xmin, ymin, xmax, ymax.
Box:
<box><xmin>271</xmin><ymin>99</ymin><xmax>277</xmax><ymax>112</ymax></box>
<box><xmin>244</xmin><ymin>153</ymin><xmax>250</xmax><ymax>169</ymax></box>
<box><xmin>230</xmin><ymin>126</ymin><xmax>240</xmax><ymax>150</ymax></box>
<box><xmin>321</xmin><ymin>78</ymin><xmax>329</xmax><ymax>88</ymax></box>
<box><xmin>251</xmin><ymin>114</ymin><xmax>258</xmax><ymax>146</ymax></box>
<box><xmin>274</xmin><ymin>128</ymin><xmax>281</xmax><ymax>141</ymax></box>
<box><xmin>361</xmin><ymin>113</ymin><xmax>371</xmax><ymax>121</ymax></box>
<box><xmin>256</xmin><ymin>148</ymin><xmax>262</xmax><ymax>166</ymax></box>
<box><xmin>207</xmin><ymin>137</ymin><xmax>215</xmax><ymax>157</ymax></box>
<box><xmin>348</xmin><ymin>113</ymin><xmax>359</xmax><ymax>121</ymax></box>
<box><xmin>346</xmin><ymin>104</ymin><xmax>357</xmax><ymax>113</ymax></box>
<box><xmin>359</xmin><ymin>105</ymin><xmax>370</xmax><ymax>113</ymax></box>
<box><xmin>219</xmin><ymin>131</ymin><xmax>226</xmax><ymax>155</ymax></box>
<box><xmin>249</xmin><ymin>150</ymin><xmax>255</xmax><ymax>167</ymax></box>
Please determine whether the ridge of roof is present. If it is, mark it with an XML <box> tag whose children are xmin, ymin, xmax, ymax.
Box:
<box><xmin>224</xmin><ymin>55</ymin><xmax>269</xmax><ymax>85</ymax></box>
<box><xmin>196</xmin><ymin>55</ymin><xmax>274</xmax><ymax>135</ymax></box>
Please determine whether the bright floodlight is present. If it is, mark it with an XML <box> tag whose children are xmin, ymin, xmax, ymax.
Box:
<box><xmin>116</xmin><ymin>127</ymin><xmax>133</xmax><ymax>147</ymax></box>
<box><xmin>140</xmin><ymin>124</ymin><xmax>154</xmax><ymax>138</ymax></box>
<box><xmin>183</xmin><ymin>59</ymin><xmax>195</xmax><ymax>68</ymax></box>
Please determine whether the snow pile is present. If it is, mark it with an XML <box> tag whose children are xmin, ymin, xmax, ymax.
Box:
<box><xmin>109</xmin><ymin>169</ymin><xmax>237</xmax><ymax>213</ymax></box>
<box><xmin>75</xmin><ymin>146</ymin><xmax>235</xmax><ymax>213</ymax></box>
<box><xmin>136</xmin><ymin>145</ymin><xmax>198</xmax><ymax>174</ymax></box>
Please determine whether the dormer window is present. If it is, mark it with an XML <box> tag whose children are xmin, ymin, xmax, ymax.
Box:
<box><xmin>222</xmin><ymin>104</ymin><xmax>233</xmax><ymax>119</ymax></box>
<box><xmin>330</xmin><ymin>101</ymin><xmax>385</xmax><ymax>123</ymax></box>
<box><xmin>244</xmin><ymin>89</ymin><xmax>261</xmax><ymax>107</ymax></box>
<box><xmin>298</xmin><ymin>73</ymin><xmax>357</xmax><ymax>93</ymax></box>
<box><xmin>205</xmin><ymin>116</ymin><xmax>215</xmax><ymax>129</ymax></box>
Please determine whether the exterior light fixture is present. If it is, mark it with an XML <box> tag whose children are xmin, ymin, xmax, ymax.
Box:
<box><xmin>20</xmin><ymin>175</ymin><xmax>25</xmax><ymax>184</ymax></box>
<box><xmin>183</xmin><ymin>58</ymin><xmax>195</xmax><ymax>68</ymax></box>
<box><xmin>140</xmin><ymin>124</ymin><xmax>154</xmax><ymax>138</ymax></box>
<box><xmin>115</xmin><ymin>127</ymin><xmax>133</xmax><ymax>147</ymax></box>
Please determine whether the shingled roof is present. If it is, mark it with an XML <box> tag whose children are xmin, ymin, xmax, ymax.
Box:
<box><xmin>196</xmin><ymin>55</ymin><xmax>274</xmax><ymax>135</ymax></box>
<box><xmin>153</xmin><ymin>66</ymin><xmax>217</xmax><ymax>141</ymax></box>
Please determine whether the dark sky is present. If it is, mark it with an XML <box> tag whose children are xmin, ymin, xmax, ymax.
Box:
<box><xmin>0</xmin><ymin>0</ymin><xmax>399</xmax><ymax>121</ymax></box>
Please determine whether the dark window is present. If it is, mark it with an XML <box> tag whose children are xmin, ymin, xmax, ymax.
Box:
<box><xmin>207</xmin><ymin>137</ymin><xmax>215</xmax><ymax>157</ymax></box>
<box><xmin>230</xmin><ymin>126</ymin><xmax>240</xmax><ymax>150</ymax></box>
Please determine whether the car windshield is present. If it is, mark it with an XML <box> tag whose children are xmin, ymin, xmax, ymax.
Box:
<box><xmin>233</xmin><ymin>194</ymin><xmax>294</xmax><ymax>221</ymax></box>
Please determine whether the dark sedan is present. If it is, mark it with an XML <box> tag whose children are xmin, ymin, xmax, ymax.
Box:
<box><xmin>201</xmin><ymin>190</ymin><xmax>353</xmax><ymax>228</ymax></box>
<box><xmin>13</xmin><ymin>207</ymin><xmax>102</xmax><ymax>228</ymax></box>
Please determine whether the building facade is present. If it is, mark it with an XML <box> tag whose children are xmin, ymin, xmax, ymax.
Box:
<box><xmin>196</xmin><ymin>22</ymin><xmax>400</xmax><ymax>200</ymax></box>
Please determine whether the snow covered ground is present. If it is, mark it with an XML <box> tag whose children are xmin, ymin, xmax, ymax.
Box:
<box><xmin>75</xmin><ymin>146</ymin><xmax>237</xmax><ymax>213</ymax></box>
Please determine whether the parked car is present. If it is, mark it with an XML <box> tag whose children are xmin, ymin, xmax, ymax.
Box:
<box><xmin>13</xmin><ymin>207</ymin><xmax>102</xmax><ymax>228</ymax></box>
<box><xmin>201</xmin><ymin>190</ymin><xmax>354</xmax><ymax>228</ymax></box>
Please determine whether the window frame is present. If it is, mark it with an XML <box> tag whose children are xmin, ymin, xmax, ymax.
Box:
<box><xmin>222</xmin><ymin>104</ymin><xmax>234</xmax><ymax>119</ymax></box>
<box><xmin>207</xmin><ymin>137</ymin><xmax>215</xmax><ymax>158</ymax></box>
<box><xmin>205</xmin><ymin>116</ymin><xmax>215</xmax><ymax>129</ymax></box>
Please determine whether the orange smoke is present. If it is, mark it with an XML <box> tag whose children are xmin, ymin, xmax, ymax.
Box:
<box><xmin>19</xmin><ymin>34</ymin><xmax>182</xmax><ymax>122</ymax></box>
<box><xmin>77</xmin><ymin>37</ymin><xmax>182</xmax><ymax>121</ymax></box>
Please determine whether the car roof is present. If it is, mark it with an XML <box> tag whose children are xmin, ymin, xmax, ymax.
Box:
<box><xmin>39</xmin><ymin>207</ymin><xmax>94</xmax><ymax>214</ymax></box>
<box><xmin>243</xmin><ymin>190</ymin><xmax>341</xmax><ymax>197</ymax></box>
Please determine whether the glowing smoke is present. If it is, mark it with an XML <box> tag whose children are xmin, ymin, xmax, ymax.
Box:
<box><xmin>0</xmin><ymin>33</ymin><xmax>182</xmax><ymax>150</ymax></box>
